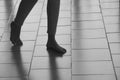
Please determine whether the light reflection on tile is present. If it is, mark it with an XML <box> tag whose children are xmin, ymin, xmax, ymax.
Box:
<box><xmin>72</xmin><ymin>61</ymin><xmax>114</xmax><ymax>75</ymax></box>
<box><xmin>72</xmin><ymin>38</ymin><xmax>108</xmax><ymax>49</ymax></box>
<box><xmin>72</xmin><ymin>75</ymin><xmax>116</xmax><ymax>80</ymax></box>
<box><xmin>72</xmin><ymin>6</ymin><xmax>100</xmax><ymax>13</ymax></box>
<box><xmin>72</xmin><ymin>49</ymin><xmax>111</xmax><ymax>61</ymax></box>
<box><xmin>72</xmin><ymin>20</ymin><xmax>104</xmax><ymax>29</ymax></box>
<box><xmin>72</xmin><ymin>29</ymin><xmax>105</xmax><ymax>39</ymax></box>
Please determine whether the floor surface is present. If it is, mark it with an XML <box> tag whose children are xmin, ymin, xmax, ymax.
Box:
<box><xmin>0</xmin><ymin>0</ymin><xmax>120</xmax><ymax>80</ymax></box>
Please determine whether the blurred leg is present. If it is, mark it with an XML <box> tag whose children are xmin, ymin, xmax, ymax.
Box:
<box><xmin>10</xmin><ymin>0</ymin><xmax>37</xmax><ymax>46</ymax></box>
<box><xmin>14</xmin><ymin>0</ymin><xmax>38</xmax><ymax>26</ymax></box>
<box><xmin>47</xmin><ymin>0</ymin><xmax>66</xmax><ymax>53</ymax></box>
<box><xmin>47</xmin><ymin>0</ymin><xmax>60</xmax><ymax>35</ymax></box>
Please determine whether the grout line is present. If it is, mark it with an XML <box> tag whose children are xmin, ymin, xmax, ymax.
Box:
<box><xmin>27</xmin><ymin>0</ymin><xmax>46</xmax><ymax>78</ymax></box>
<box><xmin>99</xmin><ymin>0</ymin><xmax>118</xmax><ymax>80</ymax></box>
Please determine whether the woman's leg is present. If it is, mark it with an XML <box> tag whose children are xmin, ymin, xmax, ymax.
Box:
<box><xmin>47</xmin><ymin>0</ymin><xmax>66</xmax><ymax>53</ymax></box>
<box><xmin>10</xmin><ymin>0</ymin><xmax>38</xmax><ymax>45</ymax></box>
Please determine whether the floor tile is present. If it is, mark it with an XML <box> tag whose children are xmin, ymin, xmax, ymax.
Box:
<box><xmin>112</xmin><ymin>55</ymin><xmax>120</xmax><ymax>67</ymax></box>
<box><xmin>0</xmin><ymin>51</ymin><xmax>32</xmax><ymax>63</ymax></box>
<box><xmin>72</xmin><ymin>13</ymin><xmax>102</xmax><ymax>21</ymax></box>
<box><xmin>28</xmin><ymin>3</ymin><xmax>43</xmax><ymax>16</ymax></box>
<box><xmin>101</xmin><ymin>2</ymin><xmax>119</xmax><ymax>9</ymax></box>
<box><xmin>72</xmin><ymin>61</ymin><xmax>114</xmax><ymax>74</ymax></box>
<box><xmin>72</xmin><ymin>49</ymin><xmax>111</xmax><ymax>61</ymax></box>
<box><xmin>31</xmin><ymin>56</ymin><xmax>71</xmax><ymax>69</ymax></box>
<box><xmin>104</xmin><ymin>16</ymin><xmax>119</xmax><ymax>24</ymax></box>
<box><xmin>60</xmin><ymin>4</ymin><xmax>71</xmax><ymax>11</ymax></box>
<box><xmin>0</xmin><ymin>77</ymin><xmax>28</xmax><ymax>80</ymax></box>
<box><xmin>102</xmin><ymin>9</ymin><xmax>119</xmax><ymax>16</ymax></box>
<box><xmin>30</xmin><ymin>69</ymin><xmax>71</xmax><ymax>80</ymax></box>
<box><xmin>21</xmin><ymin>23</ymin><xmax>39</xmax><ymax>32</ymax></box>
<box><xmin>60</xmin><ymin>0</ymin><xmax>71</xmax><ymax>4</ymax></box>
<box><xmin>72</xmin><ymin>0</ymin><xmax>99</xmax><ymax>7</ymax></box>
<box><xmin>72</xmin><ymin>6</ymin><xmax>100</xmax><ymax>13</ymax></box>
<box><xmin>0</xmin><ymin>64</ymin><xmax>30</xmax><ymax>77</ymax></box>
<box><xmin>72</xmin><ymin>38</ymin><xmax>108</xmax><ymax>49</ymax></box>
<box><xmin>72</xmin><ymin>20</ymin><xmax>104</xmax><ymax>29</ymax></box>
<box><xmin>41</xmin><ymin>11</ymin><xmax>71</xmax><ymax>18</ymax></box>
<box><xmin>0</xmin><ymin>20</ymin><xmax>8</xmax><ymax>28</ymax></box>
<box><xmin>1</xmin><ymin>0</ymin><xmax>120</xmax><ymax>79</ymax></box>
<box><xmin>105</xmin><ymin>24</ymin><xmax>120</xmax><ymax>33</ymax></box>
<box><xmin>20</xmin><ymin>32</ymin><xmax>37</xmax><ymax>41</ymax></box>
<box><xmin>25</xmin><ymin>15</ymin><xmax>41</xmax><ymax>23</ymax></box>
<box><xmin>0</xmin><ymin>28</ymin><xmax>4</xmax><ymax>36</ymax></box>
<box><xmin>0</xmin><ymin>0</ymin><xmax>17</xmax><ymax>7</ymax></box>
<box><xmin>100</xmin><ymin>0</ymin><xmax>119</xmax><ymax>2</ymax></box>
<box><xmin>1</xmin><ymin>32</ymin><xmax>37</xmax><ymax>41</ymax></box>
<box><xmin>0</xmin><ymin>41</ymin><xmax>35</xmax><ymax>51</ymax></box>
<box><xmin>107</xmin><ymin>33</ymin><xmax>120</xmax><ymax>43</ymax></box>
<box><xmin>72</xmin><ymin>29</ymin><xmax>105</xmax><ymax>39</ymax></box>
<box><xmin>110</xmin><ymin>43</ymin><xmax>120</xmax><ymax>54</ymax></box>
<box><xmin>0</xmin><ymin>7</ymin><xmax>11</xmax><ymax>13</ymax></box>
<box><xmin>115</xmin><ymin>68</ymin><xmax>120</xmax><ymax>80</ymax></box>
<box><xmin>72</xmin><ymin>75</ymin><xmax>116</xmax><ymax>80</ymax></box>
<box><xmin>0</xmin><ymin>13</ymin><xmax>9</xmax><ymax>20</ymax></box>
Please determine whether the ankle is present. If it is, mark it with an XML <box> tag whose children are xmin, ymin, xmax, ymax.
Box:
<box><xmin>10</xmin><ymin>21</ymin><xmax>21</xmax><ymax>38</ymax></box>
<box><xmin>48</xmin><ymin>34</ymin><xmax>56</xmax><ymax>40</ymax></box>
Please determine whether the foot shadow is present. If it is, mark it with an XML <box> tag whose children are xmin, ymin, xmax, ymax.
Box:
<box><xmin>47</xmin><ymin>49</ymin><xmax>64</xmax><ymax>80</ymax></box>
<box><xmin>4</xmin><ymin>0</ymin><xmax>13</xmax><ymax>19</ymax></box>
<box><xmin>11</xmin><ymin>46</ymin><xmax>28</xmax><ymax>80</ymax></box>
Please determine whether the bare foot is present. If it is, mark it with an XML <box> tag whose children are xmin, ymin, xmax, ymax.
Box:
<box><xmin>46</xmin><ymin>40</ymin><xmax>66</xmax><ymax>54</ymax></box>
<box><xmin>10</xmin><ymin>22</ymin><xmax>23</xmax><ymax>46</ymax></box>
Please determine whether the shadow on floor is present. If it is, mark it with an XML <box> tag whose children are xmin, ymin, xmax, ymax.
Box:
<box><xmin>73</xmin><ymin>0</ymin><xmax>82</xmax><ymax>48</ymax></box>
<box><xmin>73</xmin><ymin>0</ymin><xmax>80</xmax><ymax>20</ymax></box>
<box><xmin>4</xmin><ymin>0</ymin><xmax>13</xmax><ymax>20</ymax></box>
<box><xmin>47</xmin><ymin>49</ymin><xmax>64</xmax><ymax>80</ymax></box>
<box><xmin>11</xmin><ymin>46</ymin><xmax>28</xmax><ymax>80</ymax></box>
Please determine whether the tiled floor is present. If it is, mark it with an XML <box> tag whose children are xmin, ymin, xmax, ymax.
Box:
<box><xmin>0</xmin><ymin>0</ymin><xmax>120</xmax><ymax>80</ymax></box>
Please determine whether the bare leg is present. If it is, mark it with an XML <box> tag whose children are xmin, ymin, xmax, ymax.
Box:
<box><xmin>14</xmin><ymin>0</ymin><xmax>38</xmax><ymax>26</ymax></box>
<box><xmin>10</xmin><ymin>0</ymin><xmax>37</xmax><ymax>46</ymax></box>
<box><xmin>47</xmin><ymin>0</ymin><xmax>66</xmax><ymax>53</ymax></box>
